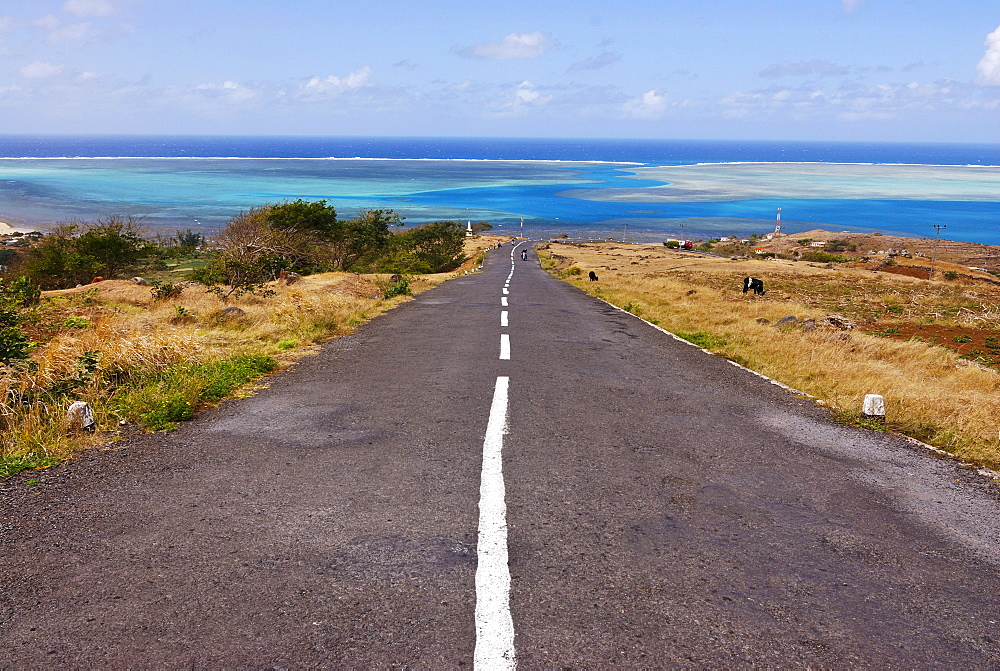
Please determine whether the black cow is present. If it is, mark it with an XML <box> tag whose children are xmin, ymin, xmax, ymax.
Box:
<box><xmin>589</xmin><ymin>271</ymin><xmax>599</xmax><ymax>282</ymax></box>
<box><xmin>742</xmin><ymin>276</ymin><xmax>765</xmax><ymax>295</ymax></box>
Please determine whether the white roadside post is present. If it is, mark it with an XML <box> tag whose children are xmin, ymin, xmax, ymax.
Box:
<box><xmin>863</xmin><ymin>394</ymin><xmax>886</xmax><ymax>422</ymax></box>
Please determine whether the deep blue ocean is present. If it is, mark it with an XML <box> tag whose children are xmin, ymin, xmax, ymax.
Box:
<box><xmin>0</xmin><ymin>135</ymin><xmax>998</xmax><ymax>244</ymax></box>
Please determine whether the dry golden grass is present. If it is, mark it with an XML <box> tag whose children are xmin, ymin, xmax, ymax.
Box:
<box><xmin>542</xmin><ymin>241</ymin><xmax>1000</xmax><ymax>470</ymax></box>
<box><xmin>1</xmin><ymin>236</ymin><xmax>503</xmax><ymax>476</ymax></box>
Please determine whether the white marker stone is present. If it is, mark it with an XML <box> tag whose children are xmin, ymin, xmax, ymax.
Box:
<box><xmin>863</xmin><ymin>394</ymin><xmax>886</xmax><ymax>418</ymax></box>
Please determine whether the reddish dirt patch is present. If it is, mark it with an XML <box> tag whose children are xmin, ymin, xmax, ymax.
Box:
<box><xmin>866</xmin><ymin>322</ymin><xmax>1000</xmax><ymax>368</ymax></box>
<box><xmin>878</xmin><ymin>265</ymin><xmax>932</xmax><ymax>280</ymax></box>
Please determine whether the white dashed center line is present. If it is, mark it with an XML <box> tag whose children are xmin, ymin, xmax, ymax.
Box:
<box><xmin>501</xmin><ymin>310</ymin><xmax>508</xmax><ymax>327</ymax></box>
<box><xmin>474</xmin><ymin>376</ymin><xmax>515</xmax><ymax>668</ymax></box>
<box><xmin>499</xmin><ymin>334</ymin><xmax>510</xmax><ymax>360</ymax></box>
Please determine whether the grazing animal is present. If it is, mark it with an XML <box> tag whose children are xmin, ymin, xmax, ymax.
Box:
<box><xmin>742</xmin><ymin>276</ymin><xmax>765</xmax><ymax>295</ymax></box>
<box><xmin>588</xmin><ymin>271</ymin><xmax>599</xmax><ymax>282</ymax></box>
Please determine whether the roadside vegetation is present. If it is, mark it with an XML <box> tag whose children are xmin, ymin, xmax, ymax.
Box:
<box><xmin>541</xmin><ymin>241</ymin><xmax>1000</xmax><ymax>471</ymax></box>
<box><xmin>0</xmin><ymin>201</ymin><xmax>487</xmax><ymax>477</ymax></box>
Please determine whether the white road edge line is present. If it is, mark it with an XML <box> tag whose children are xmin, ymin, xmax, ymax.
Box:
<box><xmin>499</xmin><ymin>334</ymin><xmax>511</xmax><ymax>360</ymax></box>
<box><xmin>595</xmin><ymin>294</ymin><xmax>1000</xmax><ymax>480</ymax></box>
<box><xmin>475</xmin><ymin>376</ymin><xmax>516</xmax><ymax>669</ymax></box>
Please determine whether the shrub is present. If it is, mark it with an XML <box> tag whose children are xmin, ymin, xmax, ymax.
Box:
<box><xmin>375</xmin><ymin>221</ymin><xmax>466</xmax><ymax>274</ymax></box>
<box><xmin>150</xmin><ymin>281</ymin><xmax>183</xmax><ymax>300</ymax></box>
<box><xmin>0</xmin><ymin>283</ymin><xmax>33</xmax><ymax>365</ymax></box>
<box><xmin>801</xmin><ymin>250</ymin><xmax>850</xmax><ymax>263</ymax></box>
<box><xmin>379</xmin><ymin>275</ymin><xmax>412</xmax><ymax>299</ymax></box>
<box><xmin>62</xmin><ymin>315</ymin><xmax>92</xmax><ymax>329</ymax></box>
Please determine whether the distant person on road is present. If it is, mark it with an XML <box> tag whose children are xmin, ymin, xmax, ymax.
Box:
<box><xmin>521</xmin><ymin>249</ymin><xmax>528</xmax><ymax>260</ymax></box>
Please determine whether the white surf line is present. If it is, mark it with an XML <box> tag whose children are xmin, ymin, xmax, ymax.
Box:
<box><xmin>501</xmin><ymin>310</ymin><xmax>508</xmax><ymax>327</ymax></box>
<box><xmin>475</xmin><ymin>376</ymin><xmax>515</xmax><ymax>669</ymax></box>
<box><xmin>499</xmin><ymin>334</ymin><xmax>511</xmax><ymax>360</ymax></box>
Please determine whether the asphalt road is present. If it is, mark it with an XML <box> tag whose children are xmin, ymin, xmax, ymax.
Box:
<box><xmin>2</xmin><ymin>243</ymin><xmax>1000</xmax><ymax>667</ymax></box>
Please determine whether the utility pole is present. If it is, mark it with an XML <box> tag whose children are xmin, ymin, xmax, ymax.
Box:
<box><xmin>622</xmin><ymin>221</ymin><xmax>628</xmax><ymax>243</ymax></box>
<box><xmin>929</xmin><ymin>224</ymin><xmax>946</xmax><ymax>280</ymax></box>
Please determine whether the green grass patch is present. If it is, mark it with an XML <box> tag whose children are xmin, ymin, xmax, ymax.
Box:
<box><xmin>109</xmin><ymin>354</ymin><xmax>279</xmax><ymax>431</ymax></box>
<box><xmin>675</xmin><ymin>330</ymin><xmax>726</xmax><ymax>349</ymax></box>
<box><xmin>0</xmin><ymin>453</ymin><xmax>60</xmax><ymax>478</ymax></box>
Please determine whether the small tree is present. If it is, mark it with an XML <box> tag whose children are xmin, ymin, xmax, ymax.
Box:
<box><xmin>175</xmin><ymin>229</ymin><xmax>205</xmax><ymax>250</ymax></box>
<box><xmin>0</xmin><ymin>282</ymin><xmax>33</xmax><ymax>365</ymax></box>
<box><xmin>14</xmin><ymin>216</ymin><xmax>149</xmax><ymax>288</ymax></box>
<box><xmin>331</xmin><ymin>209</ymin><xmax>401</xmax><ymax>270</ymax></box>
<box><xmin>378</xmin><ymin>221</ymin><xmax>466</xmax><ymax>273</ymax></box>
<box><xmin>15</xmin><ymin>225</ymin><xmax>93</xmax><ymax>289</ymax></box>
<box><xmin>74</xmin><ymin>215</ymin><xmax>149</xmax><ymax>278</ymax></box>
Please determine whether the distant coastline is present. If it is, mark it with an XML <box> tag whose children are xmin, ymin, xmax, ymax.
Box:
<box><xmin>0</xmin><ymin>136</ymin><xmax>998</xmax><ymax>244</ymax></box>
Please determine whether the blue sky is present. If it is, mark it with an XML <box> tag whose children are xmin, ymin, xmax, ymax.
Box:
<box><xmin>1</xmin><ymin>0</ymin><xmax>999</xmax><ymax>142</ymax></box>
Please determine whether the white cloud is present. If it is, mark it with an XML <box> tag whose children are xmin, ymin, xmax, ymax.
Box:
<box><xmin>50</xmin><ymin>21</ymin><xmax>92</xmax><ymax>42</ymax></box>
<box><xmin>194</xmin><ymin>80</ymin><xmax>260</xmax><ymax>103</ymax></box>
<box><xmin>842</xmin><ymin>0</ymin><xmax>862</xmax><ymax>14</ymax></box>
<box><xmin>514</xmin><ymin>80</ymin><xmax>547</xmax><ymax>105</ymax></box>
<box><xmin>34</xmin><ymin>14</ymin><xmax>61</xmax><ymax>31</ymax></box>
<box><xmin>488</xmin><ymin>80</ymin><xmax>553</xmax><ymax>116</ymax></box>
<box><xmin>568</xmin><ymin>51</ymin><xmax>621</xmax><ymax>72</ymax></box>
<box><xmin>21</xmin><ymin>61</ymin><xmax>65</xmax><ymax>78</ymax></box>
<box><xmin>760</xmin><ymin>60</ymin><xmax>853</xmax><ymax>78</ymax></box>
<box><xmin>63</xmin><ymin>0</ymin><xmax>114</xmax><ymax>17</ymax></box>
<box><xmin>457</xmin><ymin>32</ymin><xmax>553</xmax><ymax>60</ymax></box>
<box><xmin>974</xmin><ymin>25</ymin><xmax>1000</xmax><ymax>86</ymax></box>
<box><xmin>297</xmin><ymin>66</ymin><xmax>373</xmax><ymax>100</ymax></box>
<box><xmin>32</xmin><ymin>13</ymin><xmax>93</xmax><ymax>43</ymax></box>
<box><xmin>621</xmin><ymin>89</ymin><xmax>669</xmax><ymax>119</ymax></box>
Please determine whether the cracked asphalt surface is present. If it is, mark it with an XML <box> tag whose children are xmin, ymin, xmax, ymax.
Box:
<box><xmin>2</xmin><ymin>243</ymin><xmax>1000</xmax><ymax>666</ymax></box>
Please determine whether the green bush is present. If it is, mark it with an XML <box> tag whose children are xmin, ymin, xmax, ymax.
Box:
<box><xmin>0</xmin><ymin>282</ymin><xmax>33</xmax><ymax>365</ymax></box>
<box><xmin>373</xmin><ymin>221</ymin><xmax>466</xmax><ymax>274</ymax></box>
<box><xmin>150</xmin><ymin>281</ymin><xmax>183</xmax><ymax>300</ymax></box>
<box><xmin>380</xmin><ymin>275</ymin><xmax>412</xmax><ymax>299</ymax></box>
<box><xmin>801</xmin><ymin>251</ymin><xmax>850</xmax><ymax>263</ymax></box>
